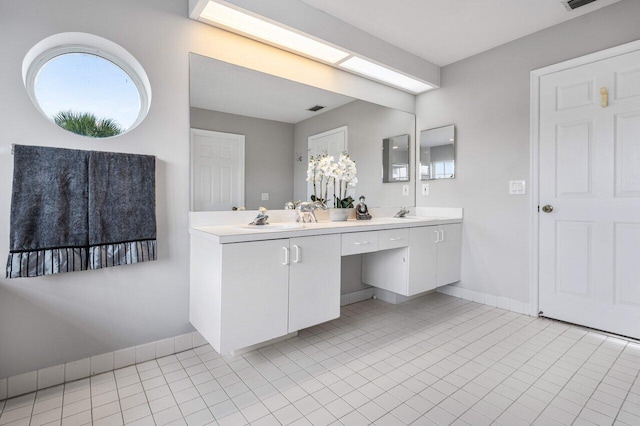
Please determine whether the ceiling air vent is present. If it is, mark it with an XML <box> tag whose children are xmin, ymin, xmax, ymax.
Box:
<box><xmin>561</xmin><ymin>0</ymin><xmax>597</xmax><ymax>10</ymax></box>
<box><xmin>307</xmin><ymin>105</ymin><xmax>325</xmax><ymax>112</ymax></box>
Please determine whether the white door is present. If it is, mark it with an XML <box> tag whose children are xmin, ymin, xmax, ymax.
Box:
<box><xmin>288</xmin><ymin>235</ymin><xmax>341</xmax><ymax>332</ymax></box>
<box><xmin>191</xmin><ymin>129</ymin><xmax>245</xmax><ymax>211</ymax></box>
<box><xmin>307</xmin><ymin>126</ymin><xmax>347</xmax><ymax>201</ymax></box>
<box><xmin>538</xmin><ymin>50</ymin><xmax>640</xmax><ymax>339</ymax></box>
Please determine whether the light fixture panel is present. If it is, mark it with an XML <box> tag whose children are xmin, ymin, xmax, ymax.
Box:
<box><xmin>199</xmin><ymin>1</ymin><xmax>350</xmax><ymax>64</ymax></box>
<box><xmin>340</xmin><ymin>56</ymin><xmax>433</xmax><ymax>94</ymax></box>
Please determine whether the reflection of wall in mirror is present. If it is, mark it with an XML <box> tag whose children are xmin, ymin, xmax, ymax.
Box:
<box><xmin>429</xmin><ymin>144</ymin><xmax>455</xmax><ymax>179</ymax></box>
<box><xmin>382</xmin><ymin>135</ymin><xmax>409</xmax><ymax>183</ymax></box>
<box><xmin>294</xmin><ymin>100</ymin><xmax>415</xmax><ymax>207</ymax></box>
<box><xmin>190</xmin><ymin>107</ymin><xmax>294</xmax><ymax>210</ymax></box>
<box><xmin>420</xmin><ymin>124</ymin><xmax>455</xmax><ymax>180</ymax></box>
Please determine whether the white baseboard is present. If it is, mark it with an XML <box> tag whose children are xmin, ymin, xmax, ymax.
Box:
<box><xmin>340</xmin><ymin>288</ymin><xmax>375</xmax><ymax>306</ymax></box>
<box><xmin>437</xmin><ymin>284</ymin><xmax>535</xmax><ymax>317</ymax></box>
<box><xmin>1</xmin><ymin>331</ymin><xmax>208</xmax><ymax>401</ymax></box>
<box><xmin>373</xmin><ymin>288</ymin><xmax>436</xmax><ymax>305</ymax></box>
<box><xmin>230</xmin><ymin>332</ymin><xmax>298</xmax><ymax>356</ymax></box>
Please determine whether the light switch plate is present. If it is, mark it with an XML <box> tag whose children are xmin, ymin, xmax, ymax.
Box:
<box><xmin>261</xmin><ymin>193</ymin><xmax>269</xmax><ymax>200</ymax></box>
<box><xmin>402</xmin><ymin>185</ymin><xmax>409</xmax><ymax>196</ymax></box>
<box><xmin>422</xmin><ymin>184</ymin><xmax>430</xmax><ymax>196</ymax></box>
<box><xmin>509</xmin><ymin>180</ymin><xmax>526</xmax><ymax>195</ymax></box>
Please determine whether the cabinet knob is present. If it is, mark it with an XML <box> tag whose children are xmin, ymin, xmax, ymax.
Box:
<box><xmin>542</xmin><ymin>205</ymin><xmax>554</xmax><ymax>213</ymax></box>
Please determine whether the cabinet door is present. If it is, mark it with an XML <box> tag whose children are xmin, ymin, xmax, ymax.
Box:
<box><xmin>221</xmin><ymin>239</ymin><xmax>289</xmax><ymax>353</ymax></box>
<box><xmin>436</xmin><ymin>224</ymin><xmax>462</xmax><ymax>287</ymax></box>
<box><xmin>289</xmin><ymin>234</ymin><xmax>341</xmax><ymax>332</ymax></box>
<box><xmin>362</xmin><ymin>248</ymin><xmax>409</xmax><ymax>295</ymax></box>
<box><xmin>408</xmin><ymin>226</ymin><xmax>438</xmax><ymax>295</ymax></box>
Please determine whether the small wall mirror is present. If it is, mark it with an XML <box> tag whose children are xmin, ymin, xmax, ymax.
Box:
<box><xmin>382</xmin><ymin>134</ymin><xmax>410</xmax><ymax>183</ymax></box>
<box><xmin>419</xmin><ymin>124</ymin><xmax>455</xmax><ymax>180</ymax></box>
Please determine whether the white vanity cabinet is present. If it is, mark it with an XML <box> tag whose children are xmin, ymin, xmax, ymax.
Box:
<box><xmin>190</xmin><ymin>233</ymin><xmax>340</xmax><ymax>354</ymax></box>
<box><xmin>190</xmin><ymin>213</ymin><xmax>463</xmax><ymax>355</ymax></box>
<box><xmin>362</xmin><ymin>223</ymin><xmax>462</xmax><ymax>296</ymax></box>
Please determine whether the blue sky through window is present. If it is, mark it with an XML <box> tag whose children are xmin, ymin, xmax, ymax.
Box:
<box><xmin>34</xmin><ymin>53</ymin><xmax>141</xmax><ymax>131</ymax></box>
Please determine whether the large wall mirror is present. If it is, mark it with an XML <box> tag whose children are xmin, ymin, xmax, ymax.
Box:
<box><xmin>189</xmin><ymin>53</ymin><xmax>416</xmax><ymax>211</ymax></box>
<box><xmin>419</xmin><ymin>124</ymin><xmax>455</xmax><ymax>180</ymax></box>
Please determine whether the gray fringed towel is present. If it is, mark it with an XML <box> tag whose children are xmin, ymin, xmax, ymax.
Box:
<box><xmin>6</xmin><ymin>145</ymin><xmax>156</xmax><ymax>278</ymax></box>
<box><xmin>88</xmin><ymin>151</ymin><xmax>156</xmax><ymax>270</ymax></box>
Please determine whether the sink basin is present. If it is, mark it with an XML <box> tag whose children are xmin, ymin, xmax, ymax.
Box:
<box><xmin>238</xmin><ymin>223</ymin><xmax>304</xmax><ymax>231</ymax></box>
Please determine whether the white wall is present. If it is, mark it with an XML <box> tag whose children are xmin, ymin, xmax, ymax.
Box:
<box><xmin>0</xmin><ymin>0</ymin><xmax>412</xmax><ymax>379</ymax></box>
<box><xmin>190</xmin><ymin>107</ymin><xmax>294</xmax><ymax>210</ymax></box>
<box><xmin>293</xmin><ymin>100</ymin><xmax>416</xmax><ymax>207</ymax></box>
<box><xmin>416</xmin><ymin>0</ymin><xmax>640</xmax><ymax>303</ymax></box>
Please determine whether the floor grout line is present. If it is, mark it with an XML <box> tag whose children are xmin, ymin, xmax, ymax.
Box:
<box><xmin>3</xmin><ymin>294</ymin><xmax>640</xmax><ymax>426</ymax></box>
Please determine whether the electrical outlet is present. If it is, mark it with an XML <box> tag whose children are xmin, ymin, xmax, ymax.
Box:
<box><xmin>422</xmin><ymin>183</ymin><xmax>430</xmax><ymax>196</ymax></box>
<box><xmin>261</xmin><ymin>193</ymin><xmax>269</xmax><ymax>200</ymax></box>
<box><xmin>402</xmin><ymin>185</ymin><xmax>409</xmax><ymax>196</ymax></box>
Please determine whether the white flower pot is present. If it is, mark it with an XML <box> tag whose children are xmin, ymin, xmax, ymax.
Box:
<box><xmin>329</xmin><ymin>208</ymin><xmax>351</xmax><ymax>222</ymax></box>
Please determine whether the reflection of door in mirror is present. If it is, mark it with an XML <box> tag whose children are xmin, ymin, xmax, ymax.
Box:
<box><xmin>307</xmin><ymin>126</ymin><xmax>348</xmax><ymax>201</ymax></box>
<box><xmin>382</xmin><ymin>134</ymin><xmax>410</xmax><ymax>183</ymax></box>
<box><xmin>191</xmin><ymin>129</ymin><xmax>245</xmax><ymax>211</ymax></box>
<box><xmin>420</xmin><ymin>125</ymin><xmax>455</xmax><ymax>180</ymax></box>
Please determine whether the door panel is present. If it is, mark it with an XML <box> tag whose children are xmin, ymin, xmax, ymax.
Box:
<box><xmin>615</xmin><ymin>112</ymin><xmax>640</xmax><ymax>197</ymax></box>
<box><xmin>554</xmin><ymin>221</ymin><xmax>592</xmax><ymax>297</ymax></box>
<box><xmin>615</xmin><ymin>67</ymin><xmax>640</xmax><ymax>100</ymax></box>
<box><xmin>556</xmin><ymin>79</ymin><xmax>595</xmax><ymax>111</ymax></box>
<box><xmin>614</xmin><ymin>223</ymin><xmax>640</xmax><ymax>307</ymax></box>
<box><xmin>555</xmin><ymin>120</ymin><xmax>593</xmax><ymax>197</ymax></box>
<box><xmin>539</xmin><ymin>49</ymin><xmax>640</xmax><ymax>339</ymax></box>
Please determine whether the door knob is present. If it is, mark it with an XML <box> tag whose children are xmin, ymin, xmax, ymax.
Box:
<box><xmin>542</xmin><ymin>205</ymin><xmax>554</xmax><ymax>213</ymax></box>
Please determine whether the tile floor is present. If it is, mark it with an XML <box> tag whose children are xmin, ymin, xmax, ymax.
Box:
<box><xmin>1</xmin><ymin>293</ymin><xmax>640</xmax><ymax>426</ymax></box>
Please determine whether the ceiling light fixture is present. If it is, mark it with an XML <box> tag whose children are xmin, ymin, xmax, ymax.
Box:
<box><xmin>198</xmin><ymin>1</ymin><xmax>350</xmax><ymax>64</ymax></box>
<box><xmin>339</xmin><ymin>56</ymin><xmax>433</xmax><ymax>94</ymax></box>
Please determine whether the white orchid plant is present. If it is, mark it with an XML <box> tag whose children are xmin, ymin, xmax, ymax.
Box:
<box><xmin>306</xmin><ymin>152</ymin><xmax>358</xmax><ymax>208</ymax></box>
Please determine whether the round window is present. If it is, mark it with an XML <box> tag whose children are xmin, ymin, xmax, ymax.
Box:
<box><xmin>23</xmin><ymin>33</ymin><xmax>151</xmax><ymax>138</ymax></box>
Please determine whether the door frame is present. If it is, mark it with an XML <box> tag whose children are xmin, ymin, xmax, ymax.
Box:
<box><xmin>529</xmin><ymin>39</ymin><xmax>640</xmax><ymax>317</ymax></box>
<box><xmin>190</xmin><ymin>128</ymin><xmax>245</xmax><ymax>211</ymax></box>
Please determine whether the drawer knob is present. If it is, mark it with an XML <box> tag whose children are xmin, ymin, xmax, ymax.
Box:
<box><xmin>354</xmin><ymin>241</ymin><xmax>370</xmax><ymax>245</ymax></box>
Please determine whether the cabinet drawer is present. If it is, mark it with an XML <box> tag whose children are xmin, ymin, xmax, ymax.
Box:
<box><xmin>342</xmin><ymin>231</ymin><xmax>379</xmax><ymax>255</ymax></box>
<box><xmin>378</xmin><ymin>229</ymin><xmax>409</xmax><ymax>250</ymax></box>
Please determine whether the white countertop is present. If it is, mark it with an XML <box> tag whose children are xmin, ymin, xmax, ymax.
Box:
<box><xmin>190</xmin><ymin>216</ymin><xmax>463</xmax><ymax>244</ymax></box>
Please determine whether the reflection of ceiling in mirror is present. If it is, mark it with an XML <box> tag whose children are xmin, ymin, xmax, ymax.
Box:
<box><xmin>421</xmin><ymin>125</ymin><xmax>454</xmax><ymax>148</ymax></box>
<box><xmin>190</xmin><ymin>54</ymin><xmax>355</xmax><ymax>124</ymax></box>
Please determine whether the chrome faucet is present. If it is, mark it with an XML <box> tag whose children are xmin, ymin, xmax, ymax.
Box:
<box><xmin>249</xmin><ymin>207</ymin><xmax>269</xmax><ymax>225</ymax></box>
<box><xmin>394</xmin><ymin>207</ymin><xmax>410</xmax><ymax>218</ymax></box>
